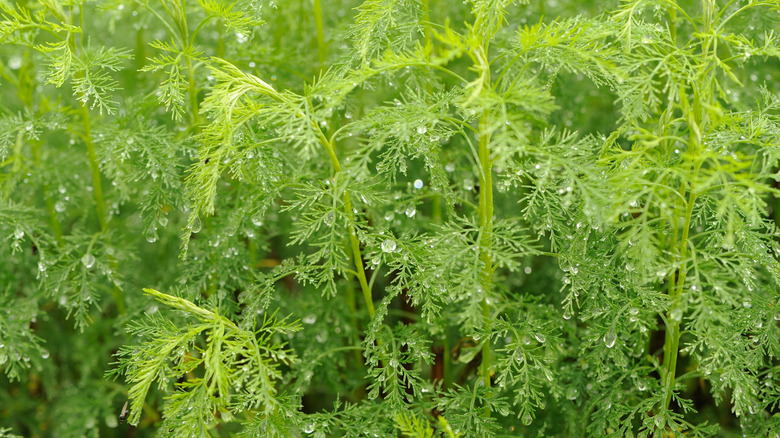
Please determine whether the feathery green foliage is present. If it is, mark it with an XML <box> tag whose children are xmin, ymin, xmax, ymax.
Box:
<box><xmin>1</xmin><ymin>0</ymin><xmax>779</xmax><ymax>436</ymax></box>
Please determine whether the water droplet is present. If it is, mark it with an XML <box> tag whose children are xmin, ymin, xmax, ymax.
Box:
<box><xmin>603</xmin><ymin>328</ymin><xmax>616</xmax><ymax>348</ymax></box>
<box><xmin>774</xmin><ymin>310</ymin><xmax>780</xmax><ymax>321</ymax></box>
<box><xmin>524</xmin><ymin>267</ymin><xmax>532</xmax><ymax>274</ymax></box>
<box><xmin>445</xmin><ymin>163</ymin><xmax>455</xmax><ymax>172</ymax></box>
<box><xmin>521</xmin><ymin>412</ymin><xmax>533</xmax><ymax>425</ymax></box>
<box><xmin>190</xmin><ymin>217</ymin><xmax>202</xmax><ymax>233</ymax></box>
<box><xmin>416</xmin><ymin>126</ymin><xmax>427</xmax><ymax>135</ymax></box>
<box><xmin>38</xmin><ymin>261</ymin><xmax>47</xmax><ymax>272</ymax></box>
<box><xmin>384</xmin><ymin>211</ymin><xmax>395</xmax><ymax>221</ymax></box>
<box><xmin>563</xmin><ymin>309</ymin><xmax>572</xmax><ymax>320</ymax></box>
<box><xmin>41</xmin><ymin>350</ymin><xmax>50</xmax><ymax>359</ymax></box>
<box><xmin>324</xmin><ymin>211</ymin><xmax>334</xmax><ymax>226</ymax></box>
<box><xmin>463</xmin><ymin>178</ymin><xmax>474</xmax><ymax>190</ymax></box>
<box><xmin>8</xmin><ymin>55</ymin><xmax>22</xmax><ymax>70</ymax></box>
<box><xmin>404</xmin><ymin>206</ymin><xmax>416</xmax><ymax>218</ymax></box>
<box><xmin>158</xmin><ymin>217</ymin><xmax>168</xmax><ymax>227</ymax></box>
<box><xmin>14</xmin><ymin>228</ymin><xmax>24</xmax><ymax>239</ymax></box>
<box><xmin>534</xmin><ymin>333</ymin><xmax>546</xmax><ymax>343</ymax></box>
<box><xmin>303</xmin><ymin>314</ymin><xmax>317</xmax><ymax>324</ymax></box>
<box><xmin>381</xmin><ymin>239</ymin><xmax>397</xmax><ymax>253</ymax></box>
<box><xmin>669</xmin><ymin>307</ymin><xmax>682</xmax><ymax>322</ymax></box>
<box><xmin>81</xmin><ymin>253</ymin><xmax>96</xmax><ymax>269</ymax></box>
<box><xmin>413</xmin><ymin>179</ymin><xmax>423</xmax><ymax>189</ymax></box>
<box><xmin>146</xmin><ymin>233</ymin><xmax>158</xmax><ymax>243</ymax></box>
<box><xmin>54</xmin><ymin>201</ymin><xmax>66</xmax><ymax>212</ymax></box>
<box><xmin>304</xmin><ymin>423</ymin><xmax>315</xmax><ymax>434</ymax></box>
<box><xmin>251</xmin><ymin>216</ymin><xmax>263</xmax><ymax>227</ymax></box>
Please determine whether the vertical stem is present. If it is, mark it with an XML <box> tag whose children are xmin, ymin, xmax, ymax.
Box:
<box><xmin>346</xmin><ymin>195</ymin><xmax>375</xmax><ymax>318</ymax></box>
<box><xmin>317</xmin><ymin>130</ymin><xmax>375</xmax><ymax>318</ymax></box>
<box><xmin>186</xmin><ymin>57</ymin><xmax>199</xmax><ymax>125</ymax></box>
<box><xmin>421</xmin><ymin>0</ymin><xmax>431</xmax><ymax>52</ymax></box>
<box><xmin>313</xmin><ymin>0</ymin><xmax>327</xmax><ymax>70</ymax></box>
<box><xmin>31</xmin><ymin>141</ymin><xmax>65</xmax><ymax>246</ymax></box>
<box><xmin>82</xmin><ymin>106</ymin><xmax>108</xmax><ymax>233</ymax></box>
<box><xmin>69</xmin><ymin>6</ymin><xmax>126</xmax><ymax>314</ymax></box>
<box><xmin>662</xmin><ymin>193</ymin><xmax>696</xmax><ymax>410</ymax></box>
<box><xmin>477</xmin><ymin>113</ymin><xmax>494</xmax><ymax>390</ymax></box>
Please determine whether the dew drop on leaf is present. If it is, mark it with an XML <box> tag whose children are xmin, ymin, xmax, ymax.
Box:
<box><xmin>413</xmin><ymin>179</ymin><xmax>423</xmax><ymax>189</ymax></box>
<box><xmin>14</xmin><ymin>228</ymin><xmax>24</xmax><ymax>239</ymax></box>
<box><xmin>404</xmin><ymin>206</ymin><xmax>416</xmax><ymax>218</ymax></box>
<box><xmin>563</xmin><ymin>309</ymin><xmax>572</xmax><ymax>320</ymax></box>
<box><xmin>38</xmin><ymin>261</ymin><xmax>47</xmax><ymax>272</ymax></box>
<box><xmin>416</xmin><ymin>126</ymin><xmax>427</xmax><ymax>134</ymax></box>
<box><xmin>603</xmin><ymin>328</ymin><xmax>616</xmax><ymax>348</ymax></box>
<box><xmin>190</xmin><ymin>217</ymin><xmax>202</xmax><ymax>233</ymax></box>
<box><xmin>522</xmin><ymin>412</ymin><xmax>533</xmax><ymax>425</ymax></box>
<box><xmin>463</xmin><ymin>178</ymin><xmax>474</xmax><ymax>190</ymax></box>
<box><xmin>158</xmin><ymin>217</ymin><xmax>168</xmax><ymax>227</ymax></box>
<box><xmin>534</xmin><ymin>333</ymin><xmax>546</xmax><ymax>343</ymax></box>
<box><xmin>381</xmin><ymin>239</ymin><xmax>396</xmax><ymax>253</ymax></box>
<box><xmin>81</xmin><ymin>253</ymin><xmax>96</xmax><ymax>269</ymax></box>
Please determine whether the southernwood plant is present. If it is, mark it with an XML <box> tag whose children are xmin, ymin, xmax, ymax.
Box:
<box><xmin>1</xmin><ymin>0</ymin><xmax>780</xmax><ymax>436</ymax></box>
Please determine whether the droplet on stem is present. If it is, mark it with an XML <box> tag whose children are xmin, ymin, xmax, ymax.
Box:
<box><xmin>190</xmin><ymin>217</ymin><xmax>202</xmax><ymax>233</ymax></box>
<box><xmin>81</xmin><ymin>253</ymin><xmax>96</xmax><ymax>269</ymax></box>
<box><xmin>381</xmin><ymin>239</ymin><xmax>396</xmax><ymax>253</ymax></box>
<box><xmin>603</xmin><ymin>327</ymin><xmax>617</xmax><ymax>348</ymax></box>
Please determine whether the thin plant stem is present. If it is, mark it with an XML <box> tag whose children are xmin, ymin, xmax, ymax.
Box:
<box><xmin>313</xmin><ymin>0</ymin><xmax>327</xmax><ymax>70</ymax></box>
<box><xmin>662</xmin><ymin>190</ymin><xmax>696</xmax><ymax>410</ymax></box>
<box><xmin>317</xmin><ymin>127</ymin><xmax>376</xmax><ymax>318</ymax></box>
<box><xmin>477</xmin><ymin>112</ymin><xmax>494</xmax><ymax>391</ymax></box>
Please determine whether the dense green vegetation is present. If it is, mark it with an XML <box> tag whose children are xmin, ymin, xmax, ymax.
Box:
<box><xmin>1</xmin><ymin>0</ymin><xmax>779</xmax><ymax>436</ymax></box>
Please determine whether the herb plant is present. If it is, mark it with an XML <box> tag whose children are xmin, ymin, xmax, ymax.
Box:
<box><xmin>1</xmin><ymin>0</ymin><xmax>779</xmax><ymax>436</ymax></box>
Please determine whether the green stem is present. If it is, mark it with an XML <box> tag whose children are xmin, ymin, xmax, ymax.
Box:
<box><xmin>662</xmin><ymin>189</ymin><xmax>697</xmax><ymax>411</ymax></box>
<box><xmin>477</xmin><ymin>113</ymin><xmax>494</xmax><ymax>390</ymax></box>
<box><xmin>82</xmin><ymin>102</ymin><xmax>108</xmax><ymax>233</ymax></box>
<box><xmin>186</xmin><ymin>56</ymin><xmax>199</xmax><ymax>125</ymax></box>
<box><xmin>421</xmin><ymin>0</ymin><xmax>431</xmax><ymax>53</ymax></box>
<box><xmin>317</xmin><ymin>131</ymin><xmax>375</xmax><ymax>318</ymax></box>
<box><xmin>69</xmin><ymin>9</ymin><xmax>125</xmax><ymax>314</ymax></box>
<box><xmin>31</xmin><ymin>140</ymin><xmax>65</xmax><ymax>246</ymax></box>
<box><xmin>346</xmin><ymin>195</ymin><xmax>375</xmax><ymax>318</ymax></box>
<box><xmin>313</xmin><ymin>0</ymin><xmax>327</xmax><ymax>70</ymax></box>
